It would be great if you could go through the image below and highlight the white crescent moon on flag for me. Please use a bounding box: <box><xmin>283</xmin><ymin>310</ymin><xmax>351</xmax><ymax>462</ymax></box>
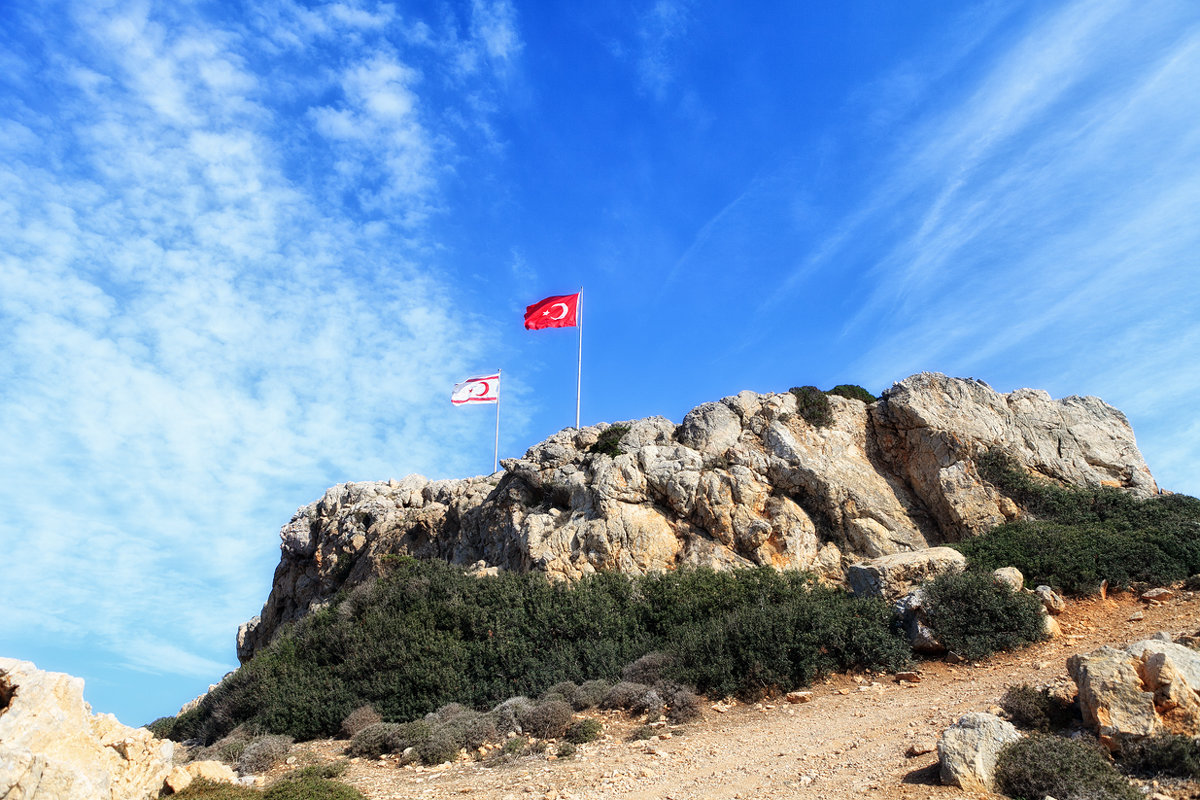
<box><xmin>548</xmin><ymin>302</ymin><xmax>568</xmax><ymax>320</ymax></box>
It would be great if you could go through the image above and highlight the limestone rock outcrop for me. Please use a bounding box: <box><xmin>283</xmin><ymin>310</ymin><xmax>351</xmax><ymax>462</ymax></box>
<box><xmin>1067</xmin><ymin>639</ymin><xmax>1200</xmax><ymax>752</ymax></box>
<box><xmin>239</xmin><ymin>373</ymin><xmax>1158</xmax><ymax>661</ymax></box>
<box><xmin>0</xmin><ymin>657</ymin><xmax>175</xmax><ymax>800</ymax></box>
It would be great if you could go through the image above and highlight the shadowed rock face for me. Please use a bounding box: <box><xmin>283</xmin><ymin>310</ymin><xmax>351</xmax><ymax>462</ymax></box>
<box><xmin>237</xmin><ymin>372</ymin><xmax>1158</xmax><ymax>662</ymax></box>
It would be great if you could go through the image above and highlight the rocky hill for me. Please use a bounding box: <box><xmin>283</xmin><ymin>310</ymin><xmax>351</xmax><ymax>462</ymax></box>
<box><xmin>237</xmin><ymin>372</ymin><xmax>1158</xmax><ymax>662</ymax></box>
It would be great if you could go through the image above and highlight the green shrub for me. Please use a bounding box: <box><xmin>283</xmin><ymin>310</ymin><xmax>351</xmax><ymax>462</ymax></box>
<box><xmin>1118</xmin><ymin>733</ymin><xmax>1200</xmax><ymax>778</ymax></box>
<box><xmin>415</xmin><ymin>728</ymin><xmax>461</xmax><ymax>765</ymax></box>
<box><xmin>500</xmin><ymin>736</ymin><xmax>530</xmax><ymax>757</ymax></box>
<box><xmin>666</xmin><ymin>579</ymin><xmax>910</xmax><ymax>699</ymax></box>
<box><xmin>600</xmin><ymin>681</ymin><xmax>650</xmax><ymax>711</ymax></box>
<box><xmin>492</xmin><ymin>696</ymin><xmax>534</xmax><ymax>734</ymax></box>
<box><xmin>628</xmin><ymin>725</ymin><xmax>655</xmax><ymax>741</ymax></box>
<box><xmin>518</xmin><ymin>700</ymin><xmax>573</xmax><ymax>739</ymax></box>
<box><xmin>430</xmin><ymin>707</ymin><xmax>497</xmax><ymax>751</ymax></box>
<box><xmin>181</xmin><ymin>563</ymin><xmax>909</xmax><ymax>742</ymax></box>
<box><xmin>961</xmin><ymin>450</ymin><xmax>1200</xmax><ymax>594</ymax></box>
<box><xmin>236</xmin><ymin>735</ymin><xmax>292</xmax><ymax>775</ymax></box>
<box><xmin>338</xmin><ymin>705</ymin><xmax>380</xmax><ymax>739</ymax></box>
<box><xmin>172</xmin><ymin>779</ymin><xmax>261</xmax><ymax>800</ymax></box>
<box><xmin>146</xmin><ymin>716</ymin><xmax>176</xmax><ymax>739</ymax></box>
<box><xmin>346</xmin><ymin>721</ymin><xmax>430</xmax><ymax>758</ymax></box>
<box><xmin>571</xmin><ymin>680</ymin><xmax>610</xmax><ymax>710</ymax></box>
<box><xmin>621</xmin><ymin>652</ymin><xmax>674</xmax><ymax>685</ymax></box>
<box><xmin>564</xmin><ymin>718</ymin><xmax>603</xmax><ymax>744</ymax></box>
<box><xmin>542</xmin><ymin>681</ymin><xmax>578</xmax><ymax>703</ymax></box>
<box><xmin>658</xmin><ymin>682</ymin><xmax>703</xmax><ymax>723</ymax></box>
<box><xmin>1000</xmin><ymin>684</ymin><xmax>1073</xmax><ymax>731</ymax></box>
<box><xmin>263</xmin><ymin>770</ymin><xmax>366</xmax><ymax>800</ymax></box>
<box><xmin>788</xmin><ymin>386</ymin><xmax>833</xmax><ymax>428</ymax></box>
<box><xmin>826</xmin><ymin>385</ymin><xmax>877</xmax><ymax>404</ymax></box>
<box><xmin>556</xmin><ymin>741</ymin><xmax>577</xmax><ymax>758</ymax></box>
<box><xmin>922</xmin><ymin>571</ymin><xmax>1046</xmax><ymax>660</ymax></box>
<box><xmin>994</xmin><ymin>733</ymin><xmax>1139</xmax><ymax>800</ymax></box>
<box><xmin>589</xmin><ymin>424</ymin><xmax>629</xmax><ymax>456</ymax></box>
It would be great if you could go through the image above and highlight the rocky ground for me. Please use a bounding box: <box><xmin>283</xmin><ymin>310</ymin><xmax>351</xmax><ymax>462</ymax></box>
<box><xmin>266</xmin><ymin>588</ymin><xmax>1200</xmax><ymax>800</ymax></box>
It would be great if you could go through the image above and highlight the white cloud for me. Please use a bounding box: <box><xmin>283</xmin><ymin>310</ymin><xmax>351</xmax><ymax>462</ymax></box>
<box><xmin>0</xmin><ymin>0</ymin><xmax>523</xmax><ymax>718</ymax></box>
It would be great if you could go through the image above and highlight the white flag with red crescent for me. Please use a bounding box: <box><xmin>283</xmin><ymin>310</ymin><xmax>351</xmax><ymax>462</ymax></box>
<box><xmin>451</xmin><ymin>373</ymin><xmax>500</xmax><ymax>405</ymax></box>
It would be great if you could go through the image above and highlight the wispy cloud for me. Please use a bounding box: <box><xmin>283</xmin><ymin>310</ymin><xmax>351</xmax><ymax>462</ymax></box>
<box><xmin>0</xmin><ymin>0</ymin><xmax>522</xmax><ymax>718</ymax></box>
<box><xmin>634</xmin><ymin>0</ymin><xmax>693</xmax><ymax>100</ymax></box>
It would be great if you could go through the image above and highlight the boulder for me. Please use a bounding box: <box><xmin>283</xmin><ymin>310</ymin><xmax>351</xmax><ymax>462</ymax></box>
<box><xmin>847</xmin><ymin>547</ymin><xmax>967</xmax><ymax>602</ymax></box>
<box><xmin>1036</xmin><ymin>585</ymin><xmax>1066</xmax><ymax>615</ymax></box>
<box><xmin>937</xmin><ymin>712</ymin><xmax>1021</xmax><ymax>792</ymax></box>
<box><xmin>237</xmin><ymin>373</ymin><xmax>1159</xmax><ymax>660</ymax></box>
<box><xmin>992</xmin><ymin>567</ymin><xmax>1024</xmax><ymax>592</ymax></box>
<box><xmin>1068</xmin><ymin>640</ymin><xmax>1200</xmax><ymax>751</ymax></box>
<box><xmin>0</xmin><ymin>657</ymin><xmax>175</xmax><ymax>800</ymax></box>
<box><xmin>894</xmin><ymin>588</ymin><xmax>944</xmax><ymax>654</ymax></box>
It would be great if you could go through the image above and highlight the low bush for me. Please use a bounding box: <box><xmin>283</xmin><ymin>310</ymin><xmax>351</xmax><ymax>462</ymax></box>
<box><xmin>571</xmin><ymin>680</ymin><xmax>610</xmax><ymax>710</ymax></box>
<box><xmin>1000</xmin><ymin>684</ymin><xmax>1073</xmax><ymax>732</ymax></box>
<box><xmin>430</xmin><ymin>707</ymin><xmax>497</xmax><ymax>751</ymax></box>
<box><xmin>415</xmin><ymin>728</ymin><xmax>461</xmax><ymax>765</ymax></box>
<box><xmin>601</xmin><ymin>681</ymin><xmax>651</xmax><ymax>711</ymax></box>
<box><xmin>172</xmin><ymin>779</ymin><xmax>261</xmax><ymax>799</ymax></box>
<box><xmin>346</xmin><ymin>721</ymin><xmax>430</xmax><ymax>758</ymax></box>
<box><xmin>628</xmin><ymin>725</ymin><xmax>655</xmax><ymax>741</ymax></box>
<box><xmin>564</xmin><ymin>718</ymin><xmax>603</xmax><ymax>744</ymax></box>
<box><xmin>630</xmin><ymin>688</ymin><xmax>665</xmax><ymax>718</ymax></box>
<box><xmin>518</xmin><ymin>700</ymin><xmax>573</xmax><ymax>739</ymax></box>
<box><xmin>236</xmin><ymin>735</ymin><xmax>292</xmax><ymax>775</ymax></box>
<box><xmin>1118</xmin><ymin>733</ymin><xmax>1200</xmax><ymax>778</ymax></box>
<box><xmin>922</xmin><ymin>572</ymin><xmax>1046</xmax><ymax>661</ymax></box>
<box><xmin>492</xmin><ymin>696</ymin><xmax>534</xmax><ymax>734</ymax></box>
<box><xmin>658</xmin><ymin>682</ymin><xmax>703</xmax><ymax>723</ymax></box>
<box><xmin>621</xmin><ymin>652</ymin><xmax>674</xmax><ymax>685</ymax></box>
<box><xmin>263</xmin><ymin>769</ymin><xmax>365</xmax><ymax>800</ymax></box>
<box><xmin>589</xmin><ymin>424</ymin><xmax>629</xmax><ymax>457</ymax></box>
<box><xmin>338</xmin><ymin>705</ymin><xmax>380</xmax><ymax>739</ymax></box>
<box><xmin>826</xmin><ymin>385</ymin><xmax>877</xmax><ymax>404</ymax></box>
<box><xmin>789</xmin><ymin>386</ymin><xmax>833</xmax><ymax>428</ymax></box>
<box><xmin>994</xmin><ymin>733</ymin><xmax>1139</xmax><ymax>800</ymax></box>
<box><xmin>556</xmin><ymin>742</ymin><xmax>577</xmax><ymax>758</ymax></box>
<box><xmin>541</xmin><ymin>681</ymin><xmax>578</xmax><ymax>704</ymax></box>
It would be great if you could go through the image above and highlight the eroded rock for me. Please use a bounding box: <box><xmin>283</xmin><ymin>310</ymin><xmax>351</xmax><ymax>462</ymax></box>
<box><xmin>0</xmin><ymin>658</ymin><xmax>176</xmax><ymax>800</ymax></box>
<box><xmin>238</xmin><ymin>373</ymin><xmax>1158</xmax><ymax>661</ymax></box>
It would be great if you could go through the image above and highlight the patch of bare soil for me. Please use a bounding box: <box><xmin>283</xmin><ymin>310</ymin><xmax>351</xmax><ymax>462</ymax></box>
<box><xmin>280</xmin><ymin>589</ymin><xmax>1200</xmax><ymax>800</ymax></box>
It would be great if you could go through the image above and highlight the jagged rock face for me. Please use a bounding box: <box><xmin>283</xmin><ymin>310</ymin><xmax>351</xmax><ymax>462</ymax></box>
<box><xmin>238</xmin><ymin>373</ymin><xmax>1158</xmax><ymax>662</ymax></box>
<box><xmin>0</xmin><ymin>658</ymin><xmax>176</xmax><ymax>800</ymax></box>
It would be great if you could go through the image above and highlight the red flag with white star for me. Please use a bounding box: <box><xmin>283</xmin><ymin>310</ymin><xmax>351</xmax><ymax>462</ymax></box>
<box><xmin>524</xmin><ymin>293</ymin><xmax>579</xmax><ymax>330</ymax></box>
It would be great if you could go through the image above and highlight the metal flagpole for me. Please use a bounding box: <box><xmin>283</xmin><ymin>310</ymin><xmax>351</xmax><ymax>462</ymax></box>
<box><xmin>494</xmin><ymin>369</ymin><xmax>501</xmax><ymax>474</ymax></box>
<box><xmin>575</xmin><ymin>288</ymin><xmax>583</xmax><ymax>428</ymax></box>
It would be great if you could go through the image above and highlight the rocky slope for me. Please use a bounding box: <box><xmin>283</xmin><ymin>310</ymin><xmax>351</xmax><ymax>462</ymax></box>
<box><xmin>238</xmin><ymin>372</ymin><xmax>1158</xmax><ymax>662</ymax></box>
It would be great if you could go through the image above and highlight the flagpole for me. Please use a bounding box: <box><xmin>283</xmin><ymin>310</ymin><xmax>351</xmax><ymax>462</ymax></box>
<box><xmin>575</xmin><ymin>288</ymin><xmax>583</xmax><ymax>429</ymax></box>
<box><xmin>494</xmin><ymin>369</ymin><xmax>501</xmax><ymax>474</ymax></box>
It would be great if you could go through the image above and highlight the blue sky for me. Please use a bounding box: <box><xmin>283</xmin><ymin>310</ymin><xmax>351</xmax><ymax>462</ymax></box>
<box><xmin>2</xmin><ymin>0</ymin><xmax>1198</xmax><ymax>727</ymax></box>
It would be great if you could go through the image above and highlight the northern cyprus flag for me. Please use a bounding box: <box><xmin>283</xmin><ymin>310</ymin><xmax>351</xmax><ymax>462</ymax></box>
<box><xmin>450</xmin><ymin>373</ymin><xmax>500</xmax><ymax>405</ymax></box>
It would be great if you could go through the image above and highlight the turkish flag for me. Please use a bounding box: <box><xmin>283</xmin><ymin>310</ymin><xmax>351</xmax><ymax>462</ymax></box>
<box><xmin>524</xmin><ymin>293</ymin><xmax>579</xmax><ymax>330</ymax></box>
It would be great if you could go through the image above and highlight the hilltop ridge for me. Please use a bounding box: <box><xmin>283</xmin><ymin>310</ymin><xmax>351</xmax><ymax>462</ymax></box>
<box><xmin>238</xmin><ymin>372</ymin><xmax>1157</xmax><ymax>662</ymax></box>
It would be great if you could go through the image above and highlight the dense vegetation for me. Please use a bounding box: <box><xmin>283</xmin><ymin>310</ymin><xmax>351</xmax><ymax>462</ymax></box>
<box><xmin>163</xmin><ymin>562</ymin><xmax>910</xmax><ymax>743</ymax></box>
<box><xmin>995</xmin><ymin>734</ymin><xmax>1140</xmax><ymax>800</ymax></box>
<box><xmin>956</xmin><ymin>450</ymin><xmax>1200</xmax><ymax>594</ymax></box>
<box><xmin>920</xmin><ymin>571</ymin><xmax>1046</xmax><ymax>660</ymax></box>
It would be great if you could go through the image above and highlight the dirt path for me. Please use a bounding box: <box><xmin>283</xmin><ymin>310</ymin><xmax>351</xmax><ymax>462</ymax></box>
<box><xmin>296</xmin><ymin>588</ymin><xmax>1200</xmax><ymax>800</ymax></box>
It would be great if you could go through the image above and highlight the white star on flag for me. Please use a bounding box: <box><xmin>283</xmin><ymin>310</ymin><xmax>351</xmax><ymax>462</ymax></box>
<box><xmin>451</xmin><ymin>373</ymin><xmax>500</xmax><ymax>405</ymax></box>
